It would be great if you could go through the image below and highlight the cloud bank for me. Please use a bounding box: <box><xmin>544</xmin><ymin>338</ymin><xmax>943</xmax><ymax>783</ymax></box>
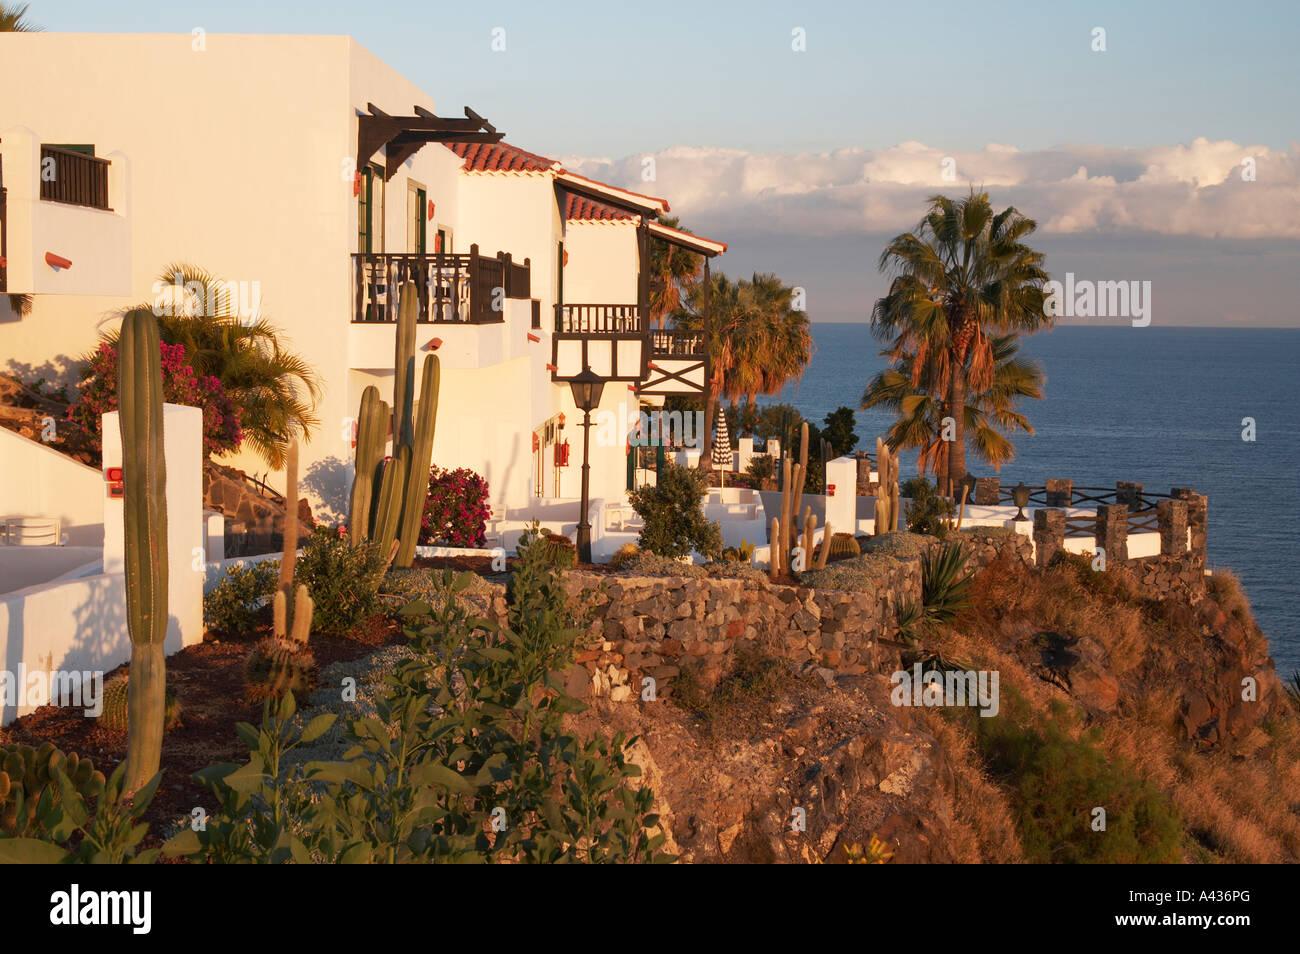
<box><xmin>560</xmin><ymin>138</ymin><xmax>1300</xmax><ymax>241</ymax></box>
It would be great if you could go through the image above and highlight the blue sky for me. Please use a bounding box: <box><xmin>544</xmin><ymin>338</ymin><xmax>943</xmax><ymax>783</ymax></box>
<box><xmin>31</xmin><ymin>0</ymin><xmax>1300</xmax><ymax>325</ymax></box>
<box><xmin>37</xmin><ymin>0</ymin><xmax>1300</xmax><ymax>155</ymax></box>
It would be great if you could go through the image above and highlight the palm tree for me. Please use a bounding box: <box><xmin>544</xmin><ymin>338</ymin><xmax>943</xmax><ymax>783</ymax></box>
<box><xmin>872</xmin><ymin>189</ymin><xmax>1050</xmax><ymax>495</ymax></box>
<box><xmin>94</xmin><ymin>263</ymin><xmax>322</xmax><ymax>469</ymax></box>
<box><xmin>2</xmin><ymin>4</ymin><xmax>38</xmax><ymax>318</ymax></box>
<box><xmin>647</xmin><ymin>216</ymin><xmax>703</xmax><ymax>329</ymax></box>
<box><xmin>677</xmin><ymin>271</ymin><xmax>813</xmax><ymax>462</ymax></box>
<box><xmin>0</xmin><ymin>2</ymin><xmax>37</xmax><ymax>30</ymax></box>
<box><xmin>861</xmin><ymin>333</ymin><xmax>1044</xmax><ymax>478</ymax></box>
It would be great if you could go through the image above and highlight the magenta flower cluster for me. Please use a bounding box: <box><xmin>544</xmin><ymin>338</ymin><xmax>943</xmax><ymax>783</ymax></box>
<box><xmin>68</xmin><ymin>341</ymin><xmax>243</xmax><ymax>457</ymax></box>
<box><xmin>418</xmin><ymin>465</ymin><xmax>492</xmax><ymax>548</ymax></box>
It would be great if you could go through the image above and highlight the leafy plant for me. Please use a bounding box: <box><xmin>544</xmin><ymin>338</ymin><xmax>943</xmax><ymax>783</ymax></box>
<box><xmin>902</xmin><ymin>476</ymin><xmax>955</xmax><ymax>537</ymax></box>
<box><xmin>822</xmin><ymin>407</ymin><xmax>860</xmax><ymax>457</ymax></box>
<box><xmin>744</xmin><ymin>454</ymin><xmax>775</xmax><ymax>485</ymax></box>
<box><xmin>720</xmin><ymin>539</ymin><xmax>755</xmax><ymax>563</ymax></box>
<box><xmin>67</xmin><ymin>339</ymin><xmax>242</xmax><ymax>458</ymax></box>
<box><xmin>203</xmin><ymin>560</ymin><xmax>279</xmax><ymax>635</ymax></box>
<box><xmin>0</xmin><ymin>762</ymin><xmax>163</xmax><ymax>865</ymax></box>
<box><xmin>630</xmin><ymin>459</ymin><xmax>722</xmax><ymax>560</ymax></box>
<box><xmin>293</xmin><ymin>527</ymin><xmax>389</xmax><ymax>635</ymax></box>
<box><xmin>975</xmin><ymin>693</ymin><xmax>1183</xmax><ymax>864</ymax></box>
<box><xmin>418</xmin><ymin>465</ymin><xmax>492</xmax><ymax>548</ymax></box>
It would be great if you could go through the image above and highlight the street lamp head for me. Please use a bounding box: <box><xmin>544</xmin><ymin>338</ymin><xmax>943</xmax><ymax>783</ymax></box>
<box><xmin>569</xmin><ymin>368</ymin><xmax>605</xmax><ymax>413</ymax></box>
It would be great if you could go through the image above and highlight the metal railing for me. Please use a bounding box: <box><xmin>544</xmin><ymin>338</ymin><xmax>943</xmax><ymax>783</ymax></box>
<box><xmin>352</xmin><ymin>246</ymin><xmax>529</xmax><ymax>324</ymax></box>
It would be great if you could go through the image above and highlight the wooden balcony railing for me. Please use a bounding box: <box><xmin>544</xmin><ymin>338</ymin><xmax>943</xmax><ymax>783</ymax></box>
<box><xmin>352</xmin><ymin>246</ymin><xmax>530</xmax><ymax>324</ymax></box>
<box><xmin>556</xmin><ymin>303</ymin><xmax>642</xmax><ymax>334</ymax></box>
<box><xmin>649</xmin><ymin>328</ymin><xmax>705</xmax><ymax>357</ymax></box>
<box><xmin>39</xmin><ymin>146</ymin><xmax>111</xmax><ymax>211</ymax></box>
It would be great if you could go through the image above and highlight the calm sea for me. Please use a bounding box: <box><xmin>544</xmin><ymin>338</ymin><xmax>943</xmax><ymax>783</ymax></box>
<box><xmin>764</xmin><ymin>324</ymin><xmax>1300</xmax><ymax>674</ymax></box>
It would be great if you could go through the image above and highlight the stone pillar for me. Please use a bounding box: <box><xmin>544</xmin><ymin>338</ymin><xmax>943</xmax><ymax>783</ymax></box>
<box><xmin>974</xmin><ymin>477</ymin><xmax>1000</xmax><ymax>506</ymax></box>
<box><xmin>1045</xmin><ymin>478</ymin><xmax>1073</xmax><ymax>507</ymax></box>
<box><xmin>1157</xmin><ymin>498</ymin><xmax>1188</xmax><ymax>557</ymax></box>
<box><xmin>855</xmin><ymin>452</ymin><xmax>874</xmax><ymax>496</ymax></box>
<box><xmin>1171</xmin><ymin>488</ymin><xmax>1208</xmax><ymax>564</ymax></box>
<box><xmin>1033</xmin><ymin>509</ymin><xmax>1066</xmax><ymax>568</ymax></box>
<box><xmin>1116</xmin><ymin>481</ymin><xmax>1143</xmax><ymax>508</ymax></box>
<box><xmin>1095</xmin><ymin>504</ymin><xmax>1129</xmax><ymax>562</ymax></box>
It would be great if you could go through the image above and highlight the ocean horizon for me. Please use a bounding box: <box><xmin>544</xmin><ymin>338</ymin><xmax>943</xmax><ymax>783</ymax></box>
<box><xmin>762</xmin><ymin>323</ymin><xmax>1300</xmax><ymax>674</ymax></box>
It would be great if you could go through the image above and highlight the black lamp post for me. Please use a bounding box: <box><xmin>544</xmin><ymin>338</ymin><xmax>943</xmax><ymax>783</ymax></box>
<box><xmin>569</xmin><ymin>367</ymin><xmax>605</xmax><ymax>564</ymax></box>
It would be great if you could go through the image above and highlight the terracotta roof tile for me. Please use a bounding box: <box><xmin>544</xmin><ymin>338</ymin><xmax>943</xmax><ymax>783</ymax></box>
<box><xmin>565</xmin><ymin>194</ymin><xmax>635</xmax><ymax>221</ymax></box>
<box><xmin>447</xmin><ymin>141</ymin><xmax>559</xmax><ymax>173</ymax></box>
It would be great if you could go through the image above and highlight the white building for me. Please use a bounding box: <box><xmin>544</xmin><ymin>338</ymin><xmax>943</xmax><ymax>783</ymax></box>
<box><xmin>0</xmin><ymin>32</ymin><xmax>725</xmax><ymax>556</ymax></box>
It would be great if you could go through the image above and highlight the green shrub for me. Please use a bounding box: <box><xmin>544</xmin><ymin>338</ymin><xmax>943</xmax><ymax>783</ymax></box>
<box><xmin>902</xmin><ymin>476</ymin><xmax>954</xmax><ymax>537</ymax></box>
<box><xmin>975</xmin><ymin>692</ymin><xmax>1183</xmax><ymax>863</ymax></box>
<box><xmin>629</xmin><ymin>460</ymin><xmax>722</xmax><ymax>560</ymax></box>
<box><xmin>745</xmin><ymin>455</ymin><xmax>775</xmax><ymax>485</ymax></box>
<box><xmin>203</xmin><ymin>560</ymin><xmax>279</xmax><ymax>635</ymax></box>
<box><xmin>293</xmin><ymin>528</ymin><xmax>389</xmax><ymax>635</ymax></box>
<box><xmin>166</xmin><ymin>543</ymin><xmax>671</xmax><ymax>863</ymax></box>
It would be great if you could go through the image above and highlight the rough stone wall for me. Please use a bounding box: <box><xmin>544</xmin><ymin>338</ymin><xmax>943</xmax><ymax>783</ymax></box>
<box><xmin>1126</xmin><ymin>553</ymin><xmax>1207</xmax><ymax>603</ymax></box>
<box><xmin>557</xmin><ymin>561</ymin><xmax>923</xmax><ymax>701</ymax></box>
<box><xmin>205</xmin><ymin>462</ymin><xmax>314</xmax><ymax>556</ymax></box>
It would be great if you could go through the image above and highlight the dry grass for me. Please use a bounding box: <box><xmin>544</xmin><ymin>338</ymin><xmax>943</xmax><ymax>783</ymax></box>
<box><xmin>916</xmin><ymin>552</ymin><xmax>1300</xmax><ymax>863</ymax></box>
<box><xmin>917</xmin><ymin>707</ymin><xmax>1025</xmax><ymax>863</ymax></box>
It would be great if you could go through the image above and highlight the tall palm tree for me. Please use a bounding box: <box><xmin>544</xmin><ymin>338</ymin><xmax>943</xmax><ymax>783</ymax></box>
<box><xmin>677</xmin><ymin>271</ymin><xmax>813</xmax><ymax>462</ymax></box>
<box><xmin>872</xmin><ymin>189</ymin><xmax>1050</xmax><ymax>495</ymax></box>
<box><xmin>647</xmin><ymin>216</ymin><xmax>703</xmax><ymax>329</ymax></box>
<box><xmin>2</xmin><ymin>4</ymin><xmax>39</xmax><ymax>318</ymax></box>
<box><xmin>94</xmin><ymin>263</ymin><xmax>322</xmax><ymax>469</ymax></box>
<box><xmin>861</xmin><ymin>333</ymin><xmax>1044</xmax><ymax>477</ymax></box>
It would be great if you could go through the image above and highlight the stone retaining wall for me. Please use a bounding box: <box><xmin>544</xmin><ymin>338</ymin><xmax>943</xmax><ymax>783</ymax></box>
<box><xmin>554</xmin><ymin>530</ymin><xmax>1028</xmax><ymax>701</ymax></box>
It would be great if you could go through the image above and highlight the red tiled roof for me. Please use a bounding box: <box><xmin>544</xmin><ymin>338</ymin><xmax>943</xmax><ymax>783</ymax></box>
<box><xmin>558</xmin><ymin>172</ymin><xmax>669</xmax><ymax>213</ymax></box>
<box><xmin>447</xmin><ymin>141</ymin><xmax>559</xmax><ymax>173</ymax></box>
<box><xmin>566</xmin><ymin>194</ymin><xmax>635</xmax><ymax>221</ymax></box>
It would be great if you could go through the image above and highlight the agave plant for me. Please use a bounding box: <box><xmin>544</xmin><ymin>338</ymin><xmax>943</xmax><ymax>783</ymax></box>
<box><xmin>896</xmin><ymin>541</ymin><xmax>978</xmax><ymax>671</ymax></box>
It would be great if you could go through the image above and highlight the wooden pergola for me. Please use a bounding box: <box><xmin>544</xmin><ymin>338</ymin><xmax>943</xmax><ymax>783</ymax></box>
<box><xmin>357</xmin><ymin>104</ymin><xmax>503</xmax><ymax>181</ymax></box>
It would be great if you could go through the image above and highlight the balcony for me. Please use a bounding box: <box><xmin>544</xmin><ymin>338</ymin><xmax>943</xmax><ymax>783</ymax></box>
<box><xmin>352</xmin><ymin>246</ymin><xmax>530</xmax><ymax>325</ymax></box>
<box><xmin>39</xmin><ymin>146</ymin><xmax>112</xmax><ymax>211</ymax></box>
<box><xmin>550</xmin><ymin>304</ymin><xmax>708</xmax><ymax>395</ymax></box>
<box><xmin>0</xmin><ymin>130</ymin><xmax>131</xmax><ymax>297</ymax></box>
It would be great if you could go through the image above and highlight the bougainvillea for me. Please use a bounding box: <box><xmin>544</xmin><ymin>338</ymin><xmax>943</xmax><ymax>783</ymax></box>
<box><xmin>418</xmin><ymin>465</ymin><xmax>492</xmax><ymax>548</ymax></box>
<box><xmin>67</xmin><ymin>341</ymin><xmax>243</xmax><ymax>457</ymax></box>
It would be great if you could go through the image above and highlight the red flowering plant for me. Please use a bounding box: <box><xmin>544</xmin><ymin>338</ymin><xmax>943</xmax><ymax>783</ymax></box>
<box><xmin>418</xmin><ymin>465</ymin><xmax>492</xmax><ymax>548</ymax></box>
<box><xmin>67</xmin><ymin>341</ymin><xmax>243</xmax><ymax>458</ymax></box>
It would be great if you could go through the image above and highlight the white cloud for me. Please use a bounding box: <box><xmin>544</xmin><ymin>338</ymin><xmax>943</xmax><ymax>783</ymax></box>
<box><xmin>560</xmin><ymin>137</ymin><xmax>1300</xmax><ymax>240</ymax></box>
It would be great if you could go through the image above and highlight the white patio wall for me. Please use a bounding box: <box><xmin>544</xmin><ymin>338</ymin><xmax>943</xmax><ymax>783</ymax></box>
<box><xmin>0</xmin><ymin>404</ymin><xmax>205</xmax><ymax>725</ymax></box>
<box><xmin>0</xmin><ymin>426</ymin><xmax>105</xmax><ymax>546</ymax></box>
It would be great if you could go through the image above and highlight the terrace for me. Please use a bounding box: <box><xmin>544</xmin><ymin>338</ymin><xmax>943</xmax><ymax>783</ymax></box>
<box><xmin>351</xmin><ymin>246</ymin><xmax>532</xmax><ymax>325</ymax></box>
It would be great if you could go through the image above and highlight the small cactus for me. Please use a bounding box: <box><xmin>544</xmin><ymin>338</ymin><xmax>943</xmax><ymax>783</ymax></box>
<box><xmin>0</xmin><ymin>742</ymin><xmax>106</xmax><ymax>836</ymax></box>
<box><xmin>828</xmin><ymin>532</ymin><xmax>861</xmax><ymax>561</ymax></box>
<box><xmin>245</xmin><ymin>637</ymin><xmax>317</xmax><ymax>704</ymax></box>
<box><xmin>96</xmin><ymin>678</ymin><xmax>182</xmax><ymax>734</ymax></box>
<box><xmin>539</xmin><ymin>531</ymin><xmax>577</xmax><ymax>570</ymax></box>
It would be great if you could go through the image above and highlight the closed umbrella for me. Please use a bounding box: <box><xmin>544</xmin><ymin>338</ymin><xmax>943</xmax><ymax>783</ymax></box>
<box><xmin>712</xmin><ymin>405</ymin><xmax>732</xmax><ymax>487</ymax></box>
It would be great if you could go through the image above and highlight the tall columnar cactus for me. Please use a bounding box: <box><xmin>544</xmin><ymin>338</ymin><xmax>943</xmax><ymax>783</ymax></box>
<box><xmin>373</xmin><ymin>444</ymin><xmax>411</xmax><ymax>561</ymax></box>
<box><xmin>395</xmin><ymin>352</ymin><xmax>440</xmax><ymax>567</ymax></box>
<box><xmin>345</xmin><ymin>281</ymin><xmax>440</xmax><ymax>567</ymax></box>
<box><xmin>873</xmin><ymin>437</ymin><xmax>899</xmax><ymax>536</ymax></box>
<box><xmin>279</xmin><ymin>439</ymin><xmax>300</xmax><ymax>623</ymax></box>
<box><xmin>348</xmin><ymin>386</ymin><xmax>389</xmax><ymax>546</ymax></box>
<box><xmin>118</xmin><ymin>307</ymin><xmax>169</xmax><ymax>793</ymax></box>
<box><xmin>272</xmin><ymin>584</ymin><xmax>313</xmax><ymax>646</ymax></box>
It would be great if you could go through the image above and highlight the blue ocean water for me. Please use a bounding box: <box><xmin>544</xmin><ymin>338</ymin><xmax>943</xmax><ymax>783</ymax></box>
<box><xmin>764</xmin><ymin>324</ymin><xmax>1300</xmax><ymax>674</ymax></box>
